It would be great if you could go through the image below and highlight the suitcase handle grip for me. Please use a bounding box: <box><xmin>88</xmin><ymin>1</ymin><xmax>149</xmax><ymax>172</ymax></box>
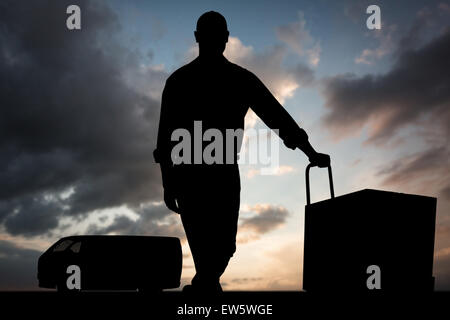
<box><xmin>305</xmin><ymin>163</ymin><xmax>335</xmax><ymax>205</ymax></box>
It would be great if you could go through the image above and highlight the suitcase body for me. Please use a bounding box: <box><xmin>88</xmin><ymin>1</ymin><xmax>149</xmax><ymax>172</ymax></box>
<box><xmin>303</xmin><ymin>165</ymin><xmax>436</xmax><ymax>292</ymax></box>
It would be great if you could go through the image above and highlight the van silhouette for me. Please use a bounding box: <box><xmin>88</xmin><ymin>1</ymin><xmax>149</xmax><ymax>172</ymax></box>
<box><xmin>37</xmin><ymin>235</ymin><xmax>182</xmax><ymax>292</ymax></box>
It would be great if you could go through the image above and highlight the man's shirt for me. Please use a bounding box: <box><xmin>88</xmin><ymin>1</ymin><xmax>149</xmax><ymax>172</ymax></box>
<box><xmin>155</xmin><ymin>55</ymin><xmax>307</xmax><ymax>167</ymax></box>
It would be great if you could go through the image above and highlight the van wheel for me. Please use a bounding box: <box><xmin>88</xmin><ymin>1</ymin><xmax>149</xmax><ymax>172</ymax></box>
<box><xmin>56</xmin><ymin>281</ymin><xmax>69</xmax><ymax>293</ymax></box>
<box><xmin>57</xmin><ymin>278</ymin><xmax>80</xmax><ymax>293</ymax></box>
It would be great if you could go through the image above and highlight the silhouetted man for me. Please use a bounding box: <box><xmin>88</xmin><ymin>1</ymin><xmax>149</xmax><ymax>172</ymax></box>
<box><xmin>154</xmin><ymin>11</ymin><xmax>330</xmax><ymax>293</ymax></box>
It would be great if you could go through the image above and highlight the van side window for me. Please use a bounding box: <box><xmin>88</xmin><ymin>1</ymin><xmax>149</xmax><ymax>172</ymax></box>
<box><xmin>70</xmin><ymin>241</ymin><xmax>82</xmax><ymax>253</ymax></box>
<box><xmin>53</xmin><ymin>240</ymin><xmax>74</xmax><ymax>252</ymax></box>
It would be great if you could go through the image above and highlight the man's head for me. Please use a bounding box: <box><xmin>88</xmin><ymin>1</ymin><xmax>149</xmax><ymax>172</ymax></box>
<box><xmin>194</xmin><ymin>11</ymin><xmax>229</xmax><ymax>56</ymax></box>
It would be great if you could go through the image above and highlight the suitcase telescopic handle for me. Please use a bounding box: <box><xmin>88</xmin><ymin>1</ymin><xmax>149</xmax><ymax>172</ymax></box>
<box><xmin>305</xmin><ymin>163</ymin><xmax>335</xmax><ymax>205</ymax></box>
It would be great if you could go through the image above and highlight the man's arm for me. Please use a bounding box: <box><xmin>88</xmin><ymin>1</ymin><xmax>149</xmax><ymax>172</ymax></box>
<box><xmin>154</xmin><ymin>78</ymin><xmax>179</xmax><ymax>212</ymax></box>
<box><xmin>154</xmin><ymin>79</ymin><xmax>173</xmax><ymax>183</ymax></box>
<box><xmin>247</xmin><ymin>72</ymin><xmax>330</xmax><ymax>167</ymax></box>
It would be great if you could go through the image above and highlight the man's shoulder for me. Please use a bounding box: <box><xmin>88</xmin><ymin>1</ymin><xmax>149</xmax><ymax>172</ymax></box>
<box><xmin>225</xmin><ymin>60</ymin><xmax>254</xmax><ymax>77</ymax></box>
<box><xmin>166</xmin><ymin>61</ymin><xmax>196</xmax><ymax>83</ymax></box>
<box><xmin>227</xmin><ymin>62</ymin><xmax>261</xmax><ymax>87</ymax></box>
<box><xmin>168</xmin><ymin>58</ymin><xmax>255</xmax><ymax>79</ymax></box>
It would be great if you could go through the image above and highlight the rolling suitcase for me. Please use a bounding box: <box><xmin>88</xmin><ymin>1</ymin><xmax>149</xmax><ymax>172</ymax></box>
<box><xmin>302</xmin><ymin>163</ymin><xmax>436</xmax><ymax>292</ymax></box>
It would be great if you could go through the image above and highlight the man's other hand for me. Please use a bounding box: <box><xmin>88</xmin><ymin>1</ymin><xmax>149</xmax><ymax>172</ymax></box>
<box><xmin>164</xmin><ymin>188</ymin><xmax>179</xmax><ymax>213</ymax></box>
<box><xmin>308</xmin><ymin>152</ymin><xmax>331</xmax><ymax>168</ymax></box>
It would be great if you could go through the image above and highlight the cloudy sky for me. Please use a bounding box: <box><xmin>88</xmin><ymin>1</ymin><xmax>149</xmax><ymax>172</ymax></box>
<box><xmin>1</xmin><ymin>0</ymin><xmax>449</xmax><ymax>291</ymax></box>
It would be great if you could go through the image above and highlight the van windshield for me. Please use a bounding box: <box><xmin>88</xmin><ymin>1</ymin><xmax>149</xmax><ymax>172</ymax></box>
<box><xmin>53</xmin><ymin>239</ymin><xmax>74</xmax><ymax>252</ymax></box>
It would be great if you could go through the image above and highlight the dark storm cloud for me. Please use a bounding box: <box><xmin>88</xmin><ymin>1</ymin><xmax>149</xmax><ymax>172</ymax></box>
<box><xmin>321</xmin><ymin>28</ymin><xmax>450</xmax><ymax>198</ymax></box>
<box><xmin>3</xmin><ymin>193</ymin><xmax>64</xmax><ymax>236</ymax></box>
<box><xmin>0</xmin><ymin>1</ymin><xmax>168</xmax><ymax>236</ymax></box>
<box><xmin>377</xmin><ymin>147</ymin><xmax>449</xmax><ymax>185</ymax></box>
<box><xmin>293</xmin><ymin>63</ymin><xmax>315</xmax><ymax>86</ymax></box>
<box><xmin>240</xmin><ymin>205</ymin><xmax>289</xmax><ymax>235</ymax></box>
<box><xmin>0</xmin><ymin>240</ymin><xmax>41</xmax><ymax>290</ymax></box>
<box><xmin>322</xmin><ymin>30</ymin><xmax>450</xmax><ymax>144</ymax></box>
<box><xmin>87</xmin><ymin>202</ymin><xmax>185</xmax><ymax>239</ymax></box>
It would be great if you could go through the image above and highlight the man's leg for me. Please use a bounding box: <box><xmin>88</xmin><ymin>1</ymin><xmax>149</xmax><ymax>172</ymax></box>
<box><xmin>179</xmin><ymin>189</ymin><xmax>240</xmax><ymax>292</ymax></box>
